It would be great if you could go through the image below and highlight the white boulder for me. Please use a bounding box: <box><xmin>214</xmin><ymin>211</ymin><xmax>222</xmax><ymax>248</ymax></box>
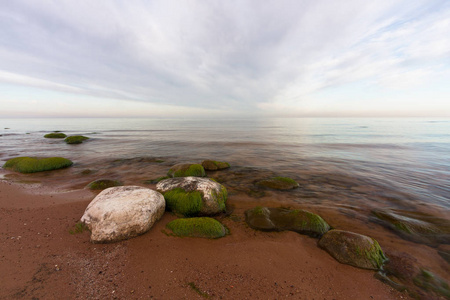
<box><xmin>81</xmin><ymin>186</ymin><xmax>165</xmax><ymax>243</ymax></box>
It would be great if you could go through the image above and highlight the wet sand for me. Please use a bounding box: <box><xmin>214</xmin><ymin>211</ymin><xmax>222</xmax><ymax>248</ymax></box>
<box><xmin>0</xmin><ymin>180</ymin><xmax>411</xmax><ymax>299</ymax></box>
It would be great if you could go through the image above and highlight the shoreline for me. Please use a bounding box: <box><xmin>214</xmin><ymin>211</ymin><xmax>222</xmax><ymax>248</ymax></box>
<box><xmin>0</xmin><ymin>180</ymin><xmax>410</xmax><ymax>299</ymax></box>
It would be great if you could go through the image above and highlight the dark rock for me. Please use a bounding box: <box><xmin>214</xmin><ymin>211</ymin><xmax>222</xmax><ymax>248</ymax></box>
<box><xmin>318</xmin><ymin>229</ymin><xmax>387</xmax><ymax>270</ymax></box>
<box><xmin>245</xmin><ymin>207</ymin><xmax>330</xmax><ymax>237</ymax></box>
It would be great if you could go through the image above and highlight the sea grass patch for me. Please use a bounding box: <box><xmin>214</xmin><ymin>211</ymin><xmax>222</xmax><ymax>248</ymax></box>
<box><xmin>256</xmin><ymin>176</ymin><xmax>299</xmax><ymax>190</ymax></box>
<box><xmin>44</xmin><ymin>132</ymin><xmax>67</xmax><ymax>138</ymax></box>
<box><xmin>65</xmin><ymin>135</ymin><xmax>89</xmax><ymax>144</ymax></box>
<box><xmin>87</xmin><ymin>179</ymin><xmax>122</xmax><ymax>190</ymax></box>
<box><xmin>3</xmin><ymin>157</ymin><xmax>73</xmax><ymax>173</ymax></box>
<box><xmin>166</xmin><ymin>217</ymin><xmax>228</xmax><ymax>239</ymax></box>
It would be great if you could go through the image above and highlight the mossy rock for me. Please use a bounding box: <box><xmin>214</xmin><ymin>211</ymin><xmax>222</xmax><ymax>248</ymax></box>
<box><xmin>163</xmin><ymin>188</ymin><xmax>204</xmax><ymax>217</ymax></box>
<box><xmin>143</xmin><ymin>176</ymin><xmax>169</xmax><ymax>184</ymax></box>
<box><xmin>167</xmin><ymin>163</ymin><xmax>206</xmax><ymax>178</ymax></box>
<box><xmin>166</xmin><ymin>217</ymin><xmax>228</xmax><ymax>238</ymax></box>
<box><xmin>318</xmin><ymin>229</ymin><xmax>387</xmax><ymax>270</ymax></box>
<box><xmin>44</xmin><ymin>133</ymin><xmax>67</xmax><ymax>138</ymax></box>
<box><xmin>3</xmin><ymin>157</ymin><xmax>73</xmax><ymax>173</ymax></box>
<box><xmin>256</xmin><ymin>176</ymin><xmax>299</xmax><ymax>190</ymax></box>
<box><xmin>157</xmin><ymin>177</ymin><xmax>227</xmax><ymax>216</ymax></box>
<box><xmin>413</xmin><ymin>269</ymin><xmax>450</xmax><ymax>298</ymax></box>
<box><xmin>202</xmin><ymin>160</ymin><xmax>231</xmax><ymax>171</ymax></box>
<box><xmin>372</xmin><ymin>209</ymin><xmax>450</xmax><ymax>246</ymax></box>
<box><xmin>245</xmin><ymin>207</ymin><xmax>330</xmax><ymax>237</ymax></box>
<box><xmin>65</xmin><ymin>135</ymin><xmax>89</xmax><ymax>144</ymax></box>
<box><xmin>87</xmin><ymin>179</ymin><xmax>122</xmax><ymax>190</ymax></box>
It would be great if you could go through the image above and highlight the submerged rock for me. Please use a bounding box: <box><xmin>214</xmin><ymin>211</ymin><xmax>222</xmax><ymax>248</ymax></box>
<box><xmin>87</xmin><ymin>179</ymin><xmax>122</xmax><ymax>190</ymax></box>
<box><xmin>3</xmin><ymin>157</ymin><xmax>73</xmax><ymax>173</ymax></box>
<box><xmin>81</xmin><ymin>186</ymin><xmax>165</xmax><ymax>243</ymax></box>
<box><xmin>256</xmin><ymin>176</ymin><xmax>299</xmax><ymax>190</ymax></box>
<box><xmin>318</xmin><ymin>229</ymin><xmax>387</xmax><ymax>270</ymax></box>
<box><xmin>166</xmin><ymin>217</ymin><xmax>228</xmax><ymax>239</ymax></box>
<box><xmin>65</xmin><ymin>135</ymin><xmax>89</xmax><ymax>144</ymax></box>
<box><xmin>201</xmin><ymin>160</ymin><xmax>230</xmax><ymax>171</ymax></box>
<box><xmin>167</xmin><ymin>163</ymin><xmax>206</xmax><ymax>178</ymax></box>
<box><xmin>372</xmin><ymin>209</ymin><xmax>450</xmax><ymax>246</ymax></box>
<box><xmin>245</xmin><ymin>207</ymin><xmax>330</xmax><ymax>237</ymax></box>
<box><xmin>413</xmin><ymin>269</ymin><xmax>450</xmax><ymax>299</ymax></box>
<box><xmin>156</xmin><ymin>177</ymin><xmax>227</xmax><ymax>216</ymax></box>
<box><xmin>44</xmin><ymin>132</ymin><xmax>67</xmax><ymax>138</ymax></box>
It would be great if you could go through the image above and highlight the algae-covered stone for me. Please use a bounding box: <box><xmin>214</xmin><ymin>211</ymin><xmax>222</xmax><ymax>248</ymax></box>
<box><xmin>413</xmin><ymin>269</ymin><xmax>450</xmax><ymax>298</ymax></box>
<box><xmin>318</xmin><ymin>229</ymin><xmax>387</xmax><ymax>270</ymax></box>
<box><xmin>88</xmin><ymin>179</ymin><xmax>122</xmax><ymax>190</ymax></box>
<box><xmin>81</xmin><ymin>186</ymin><xmax>165</xmax><ymax>243</ymax></box>
<box><xmin>144</xmin><ymin>176</ymin><xmax>169</xmax><ymax>184</ymax></box>
<box><xmin>3</xmin><ymin>157</ymin><xmax>73</xmax><ymax>173</ymax></box>
<box><xmin>245</xmin><ymin>207</ymin><xmax>330</xmax><ymax>237</ymax></box>
<box><xmin>201</xmin><ymin>160</ymin><xmax>230</xmax><ymax>171</ymax></box>
<box><xmin>167</xmin><ymin>163</ymin><xmax>206</xmax><ymax>178</ymax></box>
<box><xmin>156</xmin><ymin>177</ymin><xmax>227</xmax><ymax>216</ymax></box>
<box><xmin>256</xmin><ymin>177</ymin><xmax>299</xmax><ymax>190</ymax></box>
<box><xmin>166</xmin><ymin>217</ymin><xmax>228</xmax><ymax>239</ymax></box>
<box><xmin>44</xmin><ymin>133</ymin><xmax>67</xmax><ymax>138</ymax></box>
<box><xmin>65</xmin><ymin>135</ymin><xmax>89</xmax><ymax>144</ymax></box>
<box><xmin>372</xmin><ymin>209</ymin><xmax>450</xmax><ymax>246</ymax></box>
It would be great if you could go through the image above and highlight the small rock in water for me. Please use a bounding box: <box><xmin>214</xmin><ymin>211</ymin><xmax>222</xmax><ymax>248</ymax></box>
<box><xmin>201</xmin><ymin>160</ymin><xmax>230</xmax><ymax>171</ymax></box>
<box><xmin>371</xmin><ymin>208</ymin><xmax>450</xmax><ymax>246</ymax></box>
<box><xmin>256</xmin><ymin>177</ymin><xmax>299</xmax><ymax>190</ymax></box>
<box><xmin>245</xmin><ymin>207</ymin><xmax>330</xmax><ymax>237</ymax></box>
<box><xmin>167</xmin><ymin>163</ymin><xmax>206</xmax><ymax>178</ymax></box>
<box><xmin>87</xmin><ymin>179</ymin><xmax>122</xmax><ymax>190</ymax></box>
<box><xmin>318</xmin><ymin>229</ymin><xmax>387</xmax><ymax>270</ymax></box>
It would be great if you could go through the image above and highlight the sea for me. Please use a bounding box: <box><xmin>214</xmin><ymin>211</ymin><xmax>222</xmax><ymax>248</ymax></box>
<box><xmin>0</xmin><ymin>117</ymin><xmax>449</xmax><ymax>220</ymax></box>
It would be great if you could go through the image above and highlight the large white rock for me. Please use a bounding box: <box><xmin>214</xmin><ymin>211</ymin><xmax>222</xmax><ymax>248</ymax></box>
<box><xmin>81</xmin><ymin>186</ymin><xmax>165</xmax><ymax>243</ymax></box>
<box><xmin>156</xmin><ymin>177</ymin><xmax>227</xmax><ymax>215</ymax></box>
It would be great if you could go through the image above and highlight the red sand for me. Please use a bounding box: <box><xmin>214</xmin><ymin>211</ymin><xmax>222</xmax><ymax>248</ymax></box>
<box><xmin>0</xmin><ymin>181</ymin><xmax>410</xmax><ymax>299</ymax></box>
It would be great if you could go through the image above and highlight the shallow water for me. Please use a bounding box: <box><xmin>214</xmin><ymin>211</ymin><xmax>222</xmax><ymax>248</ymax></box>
<box><xmin>1</xmin><ymin>118</ymin><xmax>449</xmax><ymax>213</ymax></box>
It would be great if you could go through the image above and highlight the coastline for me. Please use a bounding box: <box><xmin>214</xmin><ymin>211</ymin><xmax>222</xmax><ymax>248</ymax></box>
<box><xmin>0</xmin><ymin>180</ymin><xmax>409</xmax><ymax>299</ymax></box>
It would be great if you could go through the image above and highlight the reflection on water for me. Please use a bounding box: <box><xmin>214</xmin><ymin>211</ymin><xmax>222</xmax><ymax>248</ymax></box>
<box><xmin>0</xmin><ymin>118</ymin><xmax>449</xmax><ymax>215</ymax></box>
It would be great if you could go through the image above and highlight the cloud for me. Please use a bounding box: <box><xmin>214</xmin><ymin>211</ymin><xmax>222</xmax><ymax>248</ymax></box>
<box><xmin>0</xmin><ymin>0</ymin><xmax>449</xmax><ymax>117</ymax></box>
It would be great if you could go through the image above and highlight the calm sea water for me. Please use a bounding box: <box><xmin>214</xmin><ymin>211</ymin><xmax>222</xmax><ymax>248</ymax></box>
<box><xmin>1</xmin><ymin>118</ymin><xmax>449</xmax><ymax>215</ymax></box>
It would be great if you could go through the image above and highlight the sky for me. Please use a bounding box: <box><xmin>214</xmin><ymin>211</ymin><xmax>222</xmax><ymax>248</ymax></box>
<box><xmin>0</xmin><ymin>0</ymin><xmax>449</xmax><ymax>118</ymax></box>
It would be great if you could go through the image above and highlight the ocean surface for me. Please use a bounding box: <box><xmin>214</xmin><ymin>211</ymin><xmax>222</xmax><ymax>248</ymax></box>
<box><xmin>1</xmin><ymin>118</ymin><xmax>449</xmax><ymax>218</ymax></box>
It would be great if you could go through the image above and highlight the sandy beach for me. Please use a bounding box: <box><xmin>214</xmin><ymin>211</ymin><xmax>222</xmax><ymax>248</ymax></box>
<box><xmin>0</xmin><ymin>180</ymin><xmax>411</xmax><ymax>299</ymax></box>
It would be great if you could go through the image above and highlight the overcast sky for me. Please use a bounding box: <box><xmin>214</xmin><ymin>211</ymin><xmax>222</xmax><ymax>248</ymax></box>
<box><xmin>1</xmin><ymin>0</ymin><xmax>449</xmax><ymax>118</ymax></box>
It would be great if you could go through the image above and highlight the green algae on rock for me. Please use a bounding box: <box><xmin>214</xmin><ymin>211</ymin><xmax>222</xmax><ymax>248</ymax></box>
<box><xmin>201</xmin><ymin>160</ymin><xmax>231</xmax><ymax>171</ymax></box>
<box><xmin>87</xmin><ymin>179</ymin><xmax>122</xmax><ymax>190</ymax></box>
<box><xmin>166</xmin><ymin>217</ymin><xmax>228</xmax><ymax>238</ymax></box>
<box><xmin>65</xmin><ymin>135</ymin><xmax>89</xmax><ymax>144</ymax></box>
<box><xmin>167</xmin><ymin>163</ymin><xmax>206</xmax><ymax>178</ymax></box>
<box><xmin>371</xmin><ymin>208</ymin><xmax>450</xmax><ymax>246</ymax></box>
<box><xmin>413</xmin><ymin>269</ymin><xmax>450</xmax><ymax>299</ymax></box>
<box><xmin>245</xmin><ymin>207</ymin><xmax>330</xmax><ymax>237</ymax></box>
<box><xmin>163</xmin><ymin>188</ymin><xmax>203</xmax><ymax>217</ymax></box>
<box><xmin>256</xmin><ymin>176</ymin><xmax>299</xmax><ymax>190</ymax></box>
<box><xmin>318</xmin><ymin>229</ymin><xmax>387</xmax><ymax>270</ymax></box>
<box><xmin>156</xmin><ymin>177</ymin><xmax>227</xmax><ymax>216</ymax></box>
<box><xmin>3</xmin><ymin>157</ymin><xmax>73</xmax><ymax>173</ymax></box>
<box><xmin>44</xmin><ymin>132</ymin><xmax>67</xmax><ymax>138</ymax></box>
